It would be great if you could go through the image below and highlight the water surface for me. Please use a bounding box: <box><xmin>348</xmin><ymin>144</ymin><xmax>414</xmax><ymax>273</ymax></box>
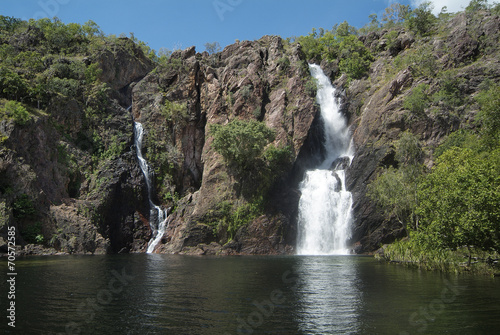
<box><xmin>1</xmin><ymin>254</ymin><xmax>499</xmax><ymax>334</ymax></box>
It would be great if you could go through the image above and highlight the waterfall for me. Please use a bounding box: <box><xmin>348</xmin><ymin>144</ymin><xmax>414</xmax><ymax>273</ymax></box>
<box><xmin>296</xmin><ymin>64</ymin><xmax>353</xmax><ymax>255</ymax></box>
<box><xmin>133</xmin><ymin>122</ymin><xmax>169</xmax><ymax>253</ymax></box>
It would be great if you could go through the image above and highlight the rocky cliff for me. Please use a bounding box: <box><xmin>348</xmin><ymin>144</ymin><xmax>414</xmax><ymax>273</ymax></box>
<box><xmin>131</xmin><ymin>37</ymin><xmax>320</xmax><ymax>254</ymax></box>
<box><xmin>341</xmin><ymin>10</ymin><xmax>500</xmax><ymax>252</ymax></box>
<box><xmin>1</xmin><ymin>8</ymin><xmax>499</xmax><ymax>255</ymax></box>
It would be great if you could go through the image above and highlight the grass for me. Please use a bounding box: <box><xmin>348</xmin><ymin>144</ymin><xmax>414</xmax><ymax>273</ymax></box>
<box><xmin>376</xmin><ymin>238</ymin><xmax>500</xmax><ymax>276</ymax></box>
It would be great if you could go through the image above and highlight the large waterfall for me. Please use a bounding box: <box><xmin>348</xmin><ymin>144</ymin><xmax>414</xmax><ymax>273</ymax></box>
<box><xmin>297</xmin><ymin>64</ymin><xmax>353</xmax><ymax>255</ymax></box>
<box><xmin>134</xmin><ymin>122</ymin><xmax>169</xmax><ymax>253</ymax></box>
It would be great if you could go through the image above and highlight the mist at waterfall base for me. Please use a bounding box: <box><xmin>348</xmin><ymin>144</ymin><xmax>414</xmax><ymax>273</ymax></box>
<box><xmin>134</xmin><ymin>122</ymin><xmax>168</xmax><ymax>253</ymax></box>
<box><xmin>297</xmin><ymin>64</ymin><xmax>353</xmax><ymax>256</ymax></box>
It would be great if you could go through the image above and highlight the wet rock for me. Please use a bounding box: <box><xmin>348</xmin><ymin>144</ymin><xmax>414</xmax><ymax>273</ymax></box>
<box><xmin>330</xmin><ymin>156</ymin><xmax>351</xmax><ymax>171</ymax></box>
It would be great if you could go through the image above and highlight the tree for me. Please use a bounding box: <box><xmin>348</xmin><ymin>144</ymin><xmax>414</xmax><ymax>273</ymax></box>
<box><xmin>82</xmin><ymin>20</ymin><xmax>102</xmax><ymax>37</ymax></box>
<box><xmin>382</xmin><ymin>3</ymin><xmax>411</xmax><ymax>26</ymax></box>
<box><xmin>0</xmin><ymin>16</ymin><xmax>23</xmax><ymax>33</ymax></box>
<box><xmin>403</xmin><ymin>83</ymin><xmax>430</xmax><ymax>116</ymax></box>
<box><xmin>368</xmin><ymin>131</ymin><xmax>424</xmax><ymax>230</ymax></box>
<box><xmin>0</xmin><ymin>100</ymin><xmax>31</xmax><ymax>125</ymax></box>
<box><xmin>337</xmin><ymin>35</ymin><xmax>373</xmax><ymax>80</ymax></box>
<box><xmin>466</xmin><ymin>0</ymin><xmax>489</xmax><ymax>13</ymax></box>
<box><xmin>475</xmin><ymin>84</ymin><xmax>500</xmax><ymax>147</ymax></box>
<box><xmin>416</xmin><ymin>147</ymin><xmax>500</xmax><ymax>258</ymax></box>
<box><xmin>406</xmin><ymin>1</ymin><xmax>437</xmax><ymax>36</ymax></box>
<box><xmin>204</xmin><ymin>41</ymin><xmax>221</xmax><ymax>55</ymax></box>
<box><xmin>332</xmin><ymin>21</ymin><xmax>358</xmax><ymax>38</ymax></box>
<box><xmin>210</xmin><ymin>119</ymin><xmax>293</xmax><ymax>199</ymax></box>
<box><xmin>359</xmin><ymin>13</ymin><xmax>380</xmax><ymax>34</ymax></box>
<box><xmin>210</xmin><ymin>119</ymin><xmax>275</xmax><ymax>172</ymax></box>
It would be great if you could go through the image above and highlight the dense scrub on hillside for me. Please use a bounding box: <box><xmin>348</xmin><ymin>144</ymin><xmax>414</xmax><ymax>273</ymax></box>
<box><xmin>0</xmin><ymin>17</ymin><xmax>155</xmax><ymax>252</ymax></box>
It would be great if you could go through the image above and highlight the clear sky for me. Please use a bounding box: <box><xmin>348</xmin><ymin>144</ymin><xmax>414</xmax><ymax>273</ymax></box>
<box><xmin>0</xmin><ymin>0</ymin><xmax>481</xmax><ymax>54</ymax></box>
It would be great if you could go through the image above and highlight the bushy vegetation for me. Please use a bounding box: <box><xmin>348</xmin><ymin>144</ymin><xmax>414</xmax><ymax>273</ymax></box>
<box><xmin>12</xmin><ymin>194</ymin><xmax>36</xmax><ymax>219</ymax></box>
<box><xmin>0</xmin><ymin>15</ymin><xmax>160</xmax><ymax>243</ymax></box>
<box><xmin>373</xmin><ymin>83</ymin><xmax>500</xmax><ymax>274</ymax></box>
<box><xmin>0</xmin><ymin>100</ymin><xmax>31</xmax><ymax>125</ymax></box>
<box><xmin>403</xmin><ymin>83</ymin><xmax>430</xmax><ymax>116</ymax></box>
<box><xmin>210</xmin><ymin>119</ymin><xmax>293</xmax><ymax>199</ymax></box>
<box><xmin>368</xmin><ymin>131</ymin><xmax>424</xmax><ymax>231</ymax></box>
<box><xmin>292</xmin><ymin>22</ymin><xmax>373</xmax><ymax>81</ymax></box>
<box><xmin>202</xmin><ymin>200</ymin><xmax>262</xmax><ymax>242</ymax></box>
<box><xmin>210</xmin><ymin>120</ymin><xmax>275</xmax><ymax>172</ymax></box>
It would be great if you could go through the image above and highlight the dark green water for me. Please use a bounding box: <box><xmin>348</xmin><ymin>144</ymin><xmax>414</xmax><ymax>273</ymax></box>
<box><xmin>1</xmin><ymin>254</ymin><xmax>499</xmax><ymax>334</ymax></box>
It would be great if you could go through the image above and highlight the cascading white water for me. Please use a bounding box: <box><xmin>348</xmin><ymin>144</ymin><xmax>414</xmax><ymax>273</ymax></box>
<box><xmin>134</xmin><ymin>122</ymin><xmax>169</xmax><ymax>253</ymax></box>
<box><xmin>297</xmin><ymin>64</ymin><xmax>354</xmax><ymax>255</ymax></box>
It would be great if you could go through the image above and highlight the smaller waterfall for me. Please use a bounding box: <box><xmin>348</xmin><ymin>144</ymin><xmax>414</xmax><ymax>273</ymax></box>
<box><xmin>134</xmin><ymin>122</ymin><xmax>169</xmax><ymax>253</ymax></box>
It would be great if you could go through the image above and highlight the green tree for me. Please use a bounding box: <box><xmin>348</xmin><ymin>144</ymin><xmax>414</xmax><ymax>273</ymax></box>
<box><xmin>433</xmin><ymin>71</ymin><xmax>466</xmax><ymax>109</ymax></box>
<box><xmin>0</xmin><ymin>67</ymin><xmax>29</xmax><ymax>101</ymax></box>
<box><xmin>82</xmin><ymin>20</ymin><xmax>102</xmax><ymax>37</ymax></box>
<box><xmin>475</xmin><ymin>84</ymin><xmax>500</xmax><ymax>147</ymax></box>
<box><xmin>359</xmin><ymin>13</ymin><xmax>380</xmax><ymax>34</ymax></box>
<box><xmin>0</xmin><ymin>100</ymin><xmax>31</xmax><ymax>125</ymax></box>
<box><xmin>332</xmin><ymin>21</ymin><xmax>358</xmax><ymax>38</ymax></box>
<box><xmin>210</xmin><ymin>119</ymin><xmax>275</xmax><ymax>172</ymax></box>
<box><xmin>0</xmin><ymin>16</ymin><xmax>23</xmax><ymax>32</ymax></box>
<box><xmin>368</xmin><ymin>131</ymin><xmax>424</xmax><ymax>230</ymax></box>
<box><xmin>466</xmin><ymin>0</ymin><xmax>489</xmax><ymax>13</ymax></box>
<box><xmin>416</xmin><ymin>147</ymin><xmax>500</xmax><ymax>258</ymax></box>
<box><xmin>406</xmin><ymin>1</ymin><xmax>437</xmax><ymax>36</ymax></box>
<box><xmin>403</xmin><ymin>83</ymin><xmax>430</xmax><ymax>116</ymax></box>
<box><xmin>337</xmin><ymin>35</ymin><xmax>373</xmax><ymax>80</ymax></box>
<box><xmin>204</xmin><ymin>41</ymin><xmax>221</xmax><ymax>55</ymax></box>
<box><xmin>12</xmin><ymin>194</ymin><xmax>36</xmax><ymax>218</ymax></box>
<box><xmin>382</xmin><ymin>3</ymin><xmax>411</xmax><ymax>26</ymax></box>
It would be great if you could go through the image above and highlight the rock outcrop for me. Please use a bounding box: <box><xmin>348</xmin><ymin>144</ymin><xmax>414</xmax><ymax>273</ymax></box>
<box><xmin>340</xmin><ymin>10</ymin><xmax>500</xmax><ymax>252</ymax></box>
<box><xmin>131</xmin><ymin>36</ymin><xmax>318</xmax><ymax>254</ymax></box>
<box><xmin>0</xmin><ymin>37</ymin><xmax>153</xmax><ymax>254</ymax></box>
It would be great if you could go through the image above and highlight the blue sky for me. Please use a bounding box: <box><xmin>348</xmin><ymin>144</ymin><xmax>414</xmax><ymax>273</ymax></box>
<box><xmin>0</xmin><ymin>0</ymin><xmax>478</xmax><ymax>54</ymax></box>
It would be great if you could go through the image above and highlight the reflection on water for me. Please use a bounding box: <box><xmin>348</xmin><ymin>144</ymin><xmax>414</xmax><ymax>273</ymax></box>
<box><xmin>294</xmin><ymin>256</ymin><xmax>361</xmax><ymax>334</ymax></box>
<box><xmin>1</xmin><ymin>254</ymin><xmax>499</xmax><ymax>334</ymax></box>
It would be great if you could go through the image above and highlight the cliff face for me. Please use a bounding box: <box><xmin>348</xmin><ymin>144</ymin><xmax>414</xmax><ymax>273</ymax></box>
<box><xmin>131</xmin><ymin>36</ymin><xmax>319</xmax><ymax>254</ymax></box>
<box><xmin>0</xmin><ymin>31</ymin><xmax>320</xmax><ymax>255</ymax></box>
<box><xmin>341</xmin><ymin>11</ymin><xmax>500</xmax><ymax>252</ymax></box>
<box><xmin>0</xmin><ymin>35</ymin><xmax>155</xmax><ymax>254</ymax></box>
<box><xmin>1</xmin><ymin>10</ymin><xmax>499</xmax><ymax>255</ymax></box>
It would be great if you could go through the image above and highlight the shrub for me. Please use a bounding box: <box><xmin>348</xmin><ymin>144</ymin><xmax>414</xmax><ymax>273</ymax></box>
<box><xmin>21</xmin><ymin>221</ymin><xmax>44</xmax><ymax>244</ymax></box>
<box><xmin>406</xmin><ymin>1</ymin><xmax>437</xmax><ymax>36</ymax></box>
<box><xmin>276</xmin><ymin>56</ymin><xmax>290</xmax><ymax>73</ymax></box>
<box><xmin>0</xmin><ymin>100</ymin><xmax>31</xmax><ymax>125</ymax></box>
<box><xmin>204</xmin><ymin>41</ymin><xmax>221</xmax><ymax>55</ymax></box>
<box><xmin>161</xmin><ymin>99</ymin><xmax>187</xmax><ymax>123</ymax></box>
<box><xmin>368</xmin><ymin>131</ymin><xmax>423</xmax><ymax>230</ymax></box>
<box><xmin>205</xmin><ymin>200</ymin><xmax>262</xmax><ymax>241</ymax></box>
<box><xmin>432</xmin><ymin>71</ymin><xmax>466</xmax><ymax>109</ymax></box>
<box><xmin>403</xmin><ymin>83</ymin><xmax>430</xmax><ymax>116</ymax></box>
<box><xmin>417</xmin><ymin>147</ymin><xmax>500</xmax><ymax>253</ymax></box>
<box><xmin>12</xmin><ymin>194</ymin><xmax>36</xmax><ymax>218</ymax></box>
<box><xmin>393</xmin><ymin>45</ymin><xmax>437</xmax><ymax>78</ymax></box>
<box><xmin>304</xmin><ymin>77</ymin><xmax>318</xmax><ymax>97</ymax></box>
<box><xmin>475</xmin><ymin>84</ymin><xmax>500</xmax><ymax>147</ymax></box>
<box><xmin>210</xmin><ymin>119</ymin><xmax>275</xmax><ymax>172</ymax></box>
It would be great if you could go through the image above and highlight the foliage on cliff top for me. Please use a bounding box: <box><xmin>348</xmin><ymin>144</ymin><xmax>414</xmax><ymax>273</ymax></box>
<box><xmin>291</xmin><ymin>21</ymin><xmax>373</xmax><ymax>81</ymax></box>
